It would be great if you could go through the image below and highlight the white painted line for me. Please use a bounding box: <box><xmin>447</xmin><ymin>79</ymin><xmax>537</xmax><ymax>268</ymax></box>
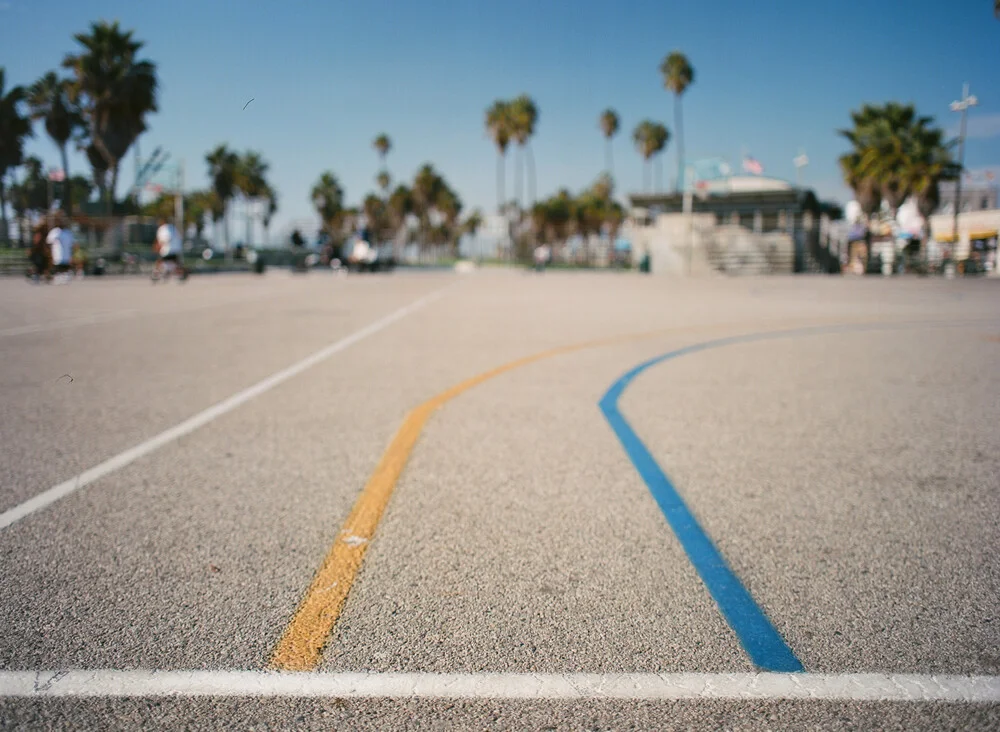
<box><xmin>0</xmin><ymin>671</ymin><xmax>997</xmax><ymax>702</ymax></box>
<box><xmin>0</xmin><ymin>310</ymin><xmax>137</xmax><ymax>337</ymax></box>
<box><xmin>0</xmin><ymin>286</ymin><xmax>450</xmax><ymax>531</ymax></box>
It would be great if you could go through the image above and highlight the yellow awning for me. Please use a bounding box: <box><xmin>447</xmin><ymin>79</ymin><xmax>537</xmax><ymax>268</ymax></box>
<box><xmin>935</xmin><ymin>234</ymin><xmax>958</xmax><ymax>243</ymax></box>
<box><xmin>969</xmin><ymin>230</ymin><xmax>998</xmax><ymax>240</ymax></box>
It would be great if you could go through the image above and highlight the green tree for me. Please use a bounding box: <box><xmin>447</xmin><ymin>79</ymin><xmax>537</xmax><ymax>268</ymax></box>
<box><xmin>485</xmin><ymin>100</ymin><xmax>513</xmax><ymax>212</ymax></box>
<box><xmin>660</xmin><ymin>51</ymin><xmax>694</xmax><ymax>192</ymax></box>
<box><xmin>63</xmin><ymin>21</ymin><xmax>158</xmax><ymax>213</ymax></box>
<box><xmin>66</xmin><ymin>174</ymin><xmax>93</xmax><ymax>209</ymax></box>
<box><xmin>509</xmin><ymin>94</ymin><xmax>539</xmax><ymax>207</ymax></box>
<box><xmin>236</xmin><ymin>150</ymin><xmax>269</xmax><ymax>248</ymax></box>
<box><xmin>362</xmin><ymin>192</ymin><xmax>388</xmax><ymax>242</ymax></box>
<box><xmin>0</xmin><ymin>68</ymin><xmax>33</xmax><ymax>243</ymax></box>
<box><xmin>632</xmin><ymin>120</ymin><xmax>669</xmax><ymax>192</ymax></box>
<box><xmin>373</xmin><ymin>133</ymin><xmax>391</xmax><ymax>188</ymax></box>
<box><xmin>184</xmin><ymin>189</ymin><xmax>217</xmax><ymax>244</ymax></box>
<box><xmin>9</xmin><ymin>157</ymin><xmax>48</xmax><ymax>245</ymax></box>
<box><xmin>27</xmin><ymin>72</ymin><xmax>82</xmax><ymax>215</ymax></box>
<box><xmin>83</xmin><ymin>141</ymin><xmax>109</xmax><ymax>206</ymax></box>
<box><xmin>311</xmin><ymin>171</ymin><xmax>345</xmax><ymax>241</ymax></box>
<box><xmin>599</xmin><ymin>108</ymin><xmax>620</xmax><ymax>182</ymax></box>
<box><xmin>262</xmin><ymin>186</ymin><xmax>278</xmax><ymax>247</ymax></box>
<box><xmin>206</xmin><ymin>144</ymin><xmax>239</xmax><ymax>257</ymax></box>
<box><xmin>376</xmin><ymin>170</ymin><xmax>391</xmax><ymax>196</ymax></box>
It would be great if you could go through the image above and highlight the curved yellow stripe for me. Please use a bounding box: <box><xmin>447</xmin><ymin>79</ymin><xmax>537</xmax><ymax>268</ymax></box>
<box><xmin>268</xmin><ymin>315</ymin><xmax>886</xmax><ymax>671</ymax></box>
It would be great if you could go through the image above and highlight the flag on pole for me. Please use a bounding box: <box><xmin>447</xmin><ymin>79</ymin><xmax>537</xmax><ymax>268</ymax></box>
<box><xmin>48</xmin><ymin>169</ymin><xmax>65</xmax><ymax>182</ymax></box>
<box><xmin>742</xmin><ymin>156</ymin><xmax>763</xmax><ymax>175</ymax></box>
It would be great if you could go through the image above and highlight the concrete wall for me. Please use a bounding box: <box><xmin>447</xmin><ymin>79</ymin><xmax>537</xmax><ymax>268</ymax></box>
<box><xmin>623</xmin><ymin>213</ymin><xmax>797</xmax><ymax>275</ymax></box>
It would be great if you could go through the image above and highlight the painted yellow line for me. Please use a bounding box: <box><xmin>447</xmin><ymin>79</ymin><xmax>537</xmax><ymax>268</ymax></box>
<box><xmin>268</xmin><ymin>314</ymin><xmax>897</xmax><ymax>671</ymax></box>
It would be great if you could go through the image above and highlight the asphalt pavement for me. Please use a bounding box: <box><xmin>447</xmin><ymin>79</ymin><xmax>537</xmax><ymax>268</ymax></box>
<box><xmin>0</xmin><ymin>268</ymin><xmax>997</xmax><ymax>729</ymax></box>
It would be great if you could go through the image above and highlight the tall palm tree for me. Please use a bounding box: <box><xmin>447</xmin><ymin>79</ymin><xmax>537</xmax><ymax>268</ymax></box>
<box><xmin>599</xmin><ymin>108</ymin><xmax>620</xmax><ymax>182</ymax></box>
<box><xmin>661</xmin><ymin>51</ymin><xmax>694</xmax><ymax>192</ymax></box>
<box><xmin>206</xmin><ymin>144</ymin><xmax>239</xmax><ymax>258</ymax></box>
<box><xmin>485</xmin><ymin>100</ymin><xmax>512</xmax><ymax>213</ymax></box>
<box><xmin>63</xmin><ymin>20</ymin><xmax>158</xmax><ymax>214</ymax></box>
<box><xmin>509</xmin><ymin>94</ymin><xmax>539</xmax><ymax>208</ymax></box>
<box><xmin>0</xmin><ymin>68</ymin><xmax>33</xmax><ymax>243</ymax></box>
<box><xmin>373</xmin><ymin>133</ymin><xmax>391</xmax><ymax>170</ymax></box>
<box><xmin>311</xmin><ymin>171</ymin><xmax>345</xmax><ymax>240</ymax></box>
<box><xmin>376</xmin><ymin>170</ymin><xmax>391</xmax><ymax>196</ymax></box>
<box><xmin>27</xmin><ymin>72</ymin><xmax>81</xmax><ymax>215</ymax></box>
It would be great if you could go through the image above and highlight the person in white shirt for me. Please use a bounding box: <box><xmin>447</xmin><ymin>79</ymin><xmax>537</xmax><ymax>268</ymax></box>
<box><xmin>46</xmin><ymin>217</ymin><xmax>75</xmax><ymax>283</ymax></box>
<box><xmin>153</xmin><ymin>218</ymin><xmax>185</xmax><ymax>282</ymax></box>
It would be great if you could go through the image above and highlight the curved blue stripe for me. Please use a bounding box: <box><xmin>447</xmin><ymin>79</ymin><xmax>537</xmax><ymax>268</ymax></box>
<box><xmin>599</xmin><ymin>319</ymin><xmax>996</xmax><ymax>671</ymax></box>
<box><xmin>598</xmin><ymin>326</ymin><xmax>845</xmax><ymax>673</ymax></box>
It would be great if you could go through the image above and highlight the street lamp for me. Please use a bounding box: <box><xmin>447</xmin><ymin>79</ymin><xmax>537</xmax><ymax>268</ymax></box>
<box><xmin>950</xmin><ymin>83</ymin><xmax>978</xmax><ymax>268</ymax></box>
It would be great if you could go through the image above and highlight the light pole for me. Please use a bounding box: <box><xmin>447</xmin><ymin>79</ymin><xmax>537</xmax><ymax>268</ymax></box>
<box><xmin>950</xmin><ymin>83</ymin><xmax>978</xmax><ymax>270</ymax></box>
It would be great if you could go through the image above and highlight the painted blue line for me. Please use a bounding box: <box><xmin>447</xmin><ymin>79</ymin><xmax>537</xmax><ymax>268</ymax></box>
<box><xmin>597</xmin><ymin>325</ymin><xmax>874</xmax><ymax>673</ymax></box>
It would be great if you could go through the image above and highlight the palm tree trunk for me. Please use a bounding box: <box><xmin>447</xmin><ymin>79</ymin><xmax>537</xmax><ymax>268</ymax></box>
<box><xmin>0</xmin><ymin>178</ymin><xmax>8</xmax><ymax>246</ymax></box>
<box><xmin>514</xmin><ymin>145</ymin><xmax>523</xmax><ymax>211</ymax></box>
<box><xmin>496</xmin><ymin>152</ymin><xmax>505</xmax><ymax>213</ymax></box>
<box><xmin>643</xmin><ymin>160</ymin><xmax>651</xmax><ymax>193</ymax></box>
<box><xmin>655</xmin><ymin>155</ymin><xmax>663</xmax><ymax>193</ymax></box>
<box><xmin>60</xmin><ymin>144</ymin><xmax>72</xmax><ymax>216</ymax></box>
<box><xmin>224</xmin><ymin>202</ymin><xmax>232</xmax><ymax>264</ymax></box>
<box><xmin>108</xmin><ymin>163</ymin><xmax>119</xmax><ymax>216</ymax></box>
<box><xmin>674</xmin><ymin>94</ymin><xmax>684</xmax><ymax>193</ymax></box>
<box><xmin>526</xmin><ymin>143</ymin><xmax>536</xmax><ymax>207</ymax></box>
<box><xmin>605</xmin><ymin>138</ymin><xmax>613</xmax><ymax>181</ymax></box>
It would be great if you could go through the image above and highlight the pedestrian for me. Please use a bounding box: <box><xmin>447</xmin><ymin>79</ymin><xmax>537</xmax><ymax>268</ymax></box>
<box><xmin>29</xmin><ymin>224</ymin><xmax>52</xmax><ymax>283</ymax></box>
<box><xmin>46</xmin><ymin>215</ymin><xmax>74</xmax><ymax>284</ymax></box>
<box><xmin>153</xmin><ymin>217</ymin><xmax>184</xmax><ymax>282</ymax></box>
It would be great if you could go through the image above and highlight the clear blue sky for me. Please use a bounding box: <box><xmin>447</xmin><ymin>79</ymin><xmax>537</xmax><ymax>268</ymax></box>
<box><xmin>3</xmin><ymin>0</ymin><xmax>999</xmax><ymax>238</ymax></box>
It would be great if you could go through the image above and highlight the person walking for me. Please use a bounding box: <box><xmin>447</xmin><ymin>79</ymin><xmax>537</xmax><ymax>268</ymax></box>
<box><xmin>46</xmin><ymin>215</ymin><xmax>74</xmax><ymax>284</ymax></box>
<box><xmin>153</xmin><ymin>217</ymin><xmax>185</xmax><ymax>282</ymax></box>
<box><xmin>29</xmin><ymin>224</ymin><xmax>52</xmax><ymax>283</ymax></box>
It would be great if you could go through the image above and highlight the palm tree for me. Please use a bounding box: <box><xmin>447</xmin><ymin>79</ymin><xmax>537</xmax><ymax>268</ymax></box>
<box><xmin>376</xmin><ymin>170</ymin><xmax>391</xmax><ymax>196</ymax></box>
<box><xmin>649</xmin><ymin>122</ymin><xmax>670</xmax><ymax>192</ymax></box>
<box><xmin>373</xmin><ymin>133</ymin><xmax>391</xmax><ymax>171</ymax></box>
<box><xmin>311</xmin><ymin>171</ymin><xmax>345</xmax><ymax>241</ymax></box>
<box><xmin>262</xmin><ymin>186</ymin><xmax>278</xmax><ymax>247</ymax></box>
<box><xmin>661</xmin><ymin>52</ymin><xmax>694</xmax><ymax>192</ymax></box>
<box><xmin>995</xmin><ymin>0</ymin><xmax>999</xmax><ymax>18</ymax></box>
<box><xmin>412</xmin><ymin>163</ymin><xmax>444</xmax><ymax>249</ymax></box>
<box><xmin>206</xmin><ymin>144</ymin><xmax>239</xmax><ymax>259</ymax></box>
<box><xmin>485</xmin><ymin>100</ymin><xmax>512</xmax><ymax>212</ymax></box>
<box><xmin>509</xmin><ymin>94</ymin><xmax>539</xmax><ymax>208</ymax></box>
<box><xmin>27</xmin><ymin>72</ymin><xmax>81</xmax><ymax>215</ymax></box>
<box><xmin>599</xmin><ymin>108</ymin><xmax>620</xmax><ymax>182</ymax></box>
<box><xmin>387</xmin><ymin>184</ymin><xmax>413</xmax><ymax>256</ymax></box>
<box><xmin>83</xmin><ymin>141</ymin><xmax>109</xmax><ymax>206</ymax></box>
<box><xmin>0</xmin><ymin>68</ymin><xmax>33</xmax><ymax>243</ymax></box>
<box><xmin>63</xmin><ymin>21</ymin><xmax>158</xmax><ymax>214</ymax></box>
<box><xmin>632</xmin><ymin>120</ymin><xmax>669</xmax><ymax>193</ymax></box>
<box><xmin>237</xmin><ymin>150</ymin><xmax>269</xmax><ymax>248</ymax></box>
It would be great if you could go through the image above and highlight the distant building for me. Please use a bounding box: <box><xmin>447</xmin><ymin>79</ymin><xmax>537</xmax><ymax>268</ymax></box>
<box><xmin>625</xmin><ymin>176</ymin><xmax>836</xmax><ymax>275</ymax></box>
<box><xmin>936</xmin><ymin>182</ymin><xmax>998</xmax><ymax>215</ymax></box>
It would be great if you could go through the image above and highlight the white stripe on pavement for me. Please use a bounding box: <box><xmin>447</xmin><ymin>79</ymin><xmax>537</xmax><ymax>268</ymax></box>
<box><xmin>0</xmin><ymin>310</ymin><xmax>137</xmax><ymax>337</ymax></box>
<box><xmin>0</xmin><ymin>670</ymin><xmax>997</xmax><ymax>702</ymax></box>
<box><xmin>0</xmin><ymin>285</ymin><xmax>451</xmax><ymax>531</ymax></box>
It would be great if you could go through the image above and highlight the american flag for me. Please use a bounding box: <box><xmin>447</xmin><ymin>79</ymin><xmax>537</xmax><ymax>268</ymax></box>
<box><xmin>48</xmin><ymin>169</ymin><xmax>65</xmax><ymax>182</ymax></box>
<box><xmin>742</xmin><ymin>156</ymin><xmax>763</xmax><ymax>175</ymax></box>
